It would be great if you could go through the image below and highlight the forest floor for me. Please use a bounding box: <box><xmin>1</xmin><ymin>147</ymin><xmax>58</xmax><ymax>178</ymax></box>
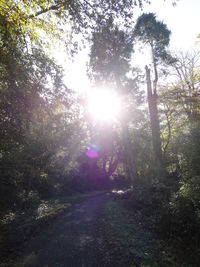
<box><xmin>1</xmin><ymin>192</ymin><xmax>112</xmax><ymax>267</ymax></box>
<box><xmin>1</xmin><ymin>191</ymin><xmax>192</xmax><ymax>267</ymax></box>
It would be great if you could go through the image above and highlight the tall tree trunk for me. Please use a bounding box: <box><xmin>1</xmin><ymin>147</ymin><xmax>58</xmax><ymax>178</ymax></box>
<box><xmin>121</xmin><ymin>119</ymin><xmax>138</xmax><ymax>184</ymax></box>
<box><xmin>145</xmin><ymin>65</ymin><xmax>163</xmax><ymax>177</ymax></box>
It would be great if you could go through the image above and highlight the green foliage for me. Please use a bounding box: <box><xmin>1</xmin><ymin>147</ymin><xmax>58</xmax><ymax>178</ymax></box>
<box><xmin>89</xmin><ymin>17</ymin><xmax>133</xmax><ymax>84</ymax></box>
<box><xmin>0</xmin><ymin>23</ymin><xmax>86</xmax><ymax>216</ymax></box>
<box><xmin>170</xmin><ymin>176</ymin><xmax>200</xmax><ymax>240</ymax></box>
<box><xmin>134</xmin><ymin>13</ymin><xmax>173</xmax><ymax>63</ymax></box>
<box><xmin>0</xmin><ymin>0</ymin><xmax>151</xmax><ymax>52</ymax></box>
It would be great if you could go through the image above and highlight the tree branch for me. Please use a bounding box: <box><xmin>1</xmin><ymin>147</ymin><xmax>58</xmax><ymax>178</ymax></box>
<box><xmin>29</xmin><ymin>4</ymin><xmax>61</xmax><ymax>19</ymax></box>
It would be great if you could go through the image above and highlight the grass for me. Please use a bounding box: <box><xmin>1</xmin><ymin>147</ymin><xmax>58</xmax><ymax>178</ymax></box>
<box><xmin>98</xmin><ymin>197</ymin><xmax>188</xmax><ymax>267</ymax></box>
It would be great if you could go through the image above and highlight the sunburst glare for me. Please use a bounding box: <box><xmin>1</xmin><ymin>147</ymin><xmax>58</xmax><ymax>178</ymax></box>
<box><xmin>87</xmin><ymin>88</ymin><xmax>120</xmax><ymax>122</ymax></box>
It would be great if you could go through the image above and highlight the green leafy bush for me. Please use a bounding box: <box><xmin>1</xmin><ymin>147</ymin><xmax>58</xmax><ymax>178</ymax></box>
<box><xmin>169</xmin><ymin>176</ymin><xmax>200</xmax><ymax>241</ymax></box>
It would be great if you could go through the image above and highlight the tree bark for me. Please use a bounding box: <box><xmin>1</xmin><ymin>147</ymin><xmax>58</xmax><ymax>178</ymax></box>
<box><xmin>145</xmin><ymin>65</ymin><xmax>163</xmax><ymax>177</ymax></box>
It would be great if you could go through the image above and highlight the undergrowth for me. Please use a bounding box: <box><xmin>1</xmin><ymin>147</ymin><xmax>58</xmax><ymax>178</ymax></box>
<box><xmin>99</xmin><ymin>198</ymin><xmax>190</xmax><ymax>267</ymax></box>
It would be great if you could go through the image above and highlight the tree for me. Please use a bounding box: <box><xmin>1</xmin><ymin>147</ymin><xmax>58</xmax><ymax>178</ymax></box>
<box><xmin>0</xmin><ymin>25</ymin><xmax>83</xmax><ymax>211</ymax></box>
<box><xmin>0</xmin><ymin>0</ymin><xmax>151</xmax><ymax>46</ymax></box>
<box><xmin>171</xmin><ymin>51</ymin><xmax>200</xmax><ymax>121</ymax></box>
<box><xmin>88</xmin><ymin>17</ymin><xmax>146</xmax><ymax>183</ymax></box>
<box><xmin>159</xmin><ymin>51</ymin><xmax>200</xmax><ymax>177</ymax></box>
<box><xmin>134</xmin><ymin>13</ymin><xmax>172</xmax><ymax>177</ymax></box>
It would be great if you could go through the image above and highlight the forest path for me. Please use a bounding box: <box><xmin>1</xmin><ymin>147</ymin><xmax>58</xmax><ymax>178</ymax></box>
<box><xmin>13</xmin><ymin>192</ymin><xmax>111</xmax><ymax>267</ymax></box>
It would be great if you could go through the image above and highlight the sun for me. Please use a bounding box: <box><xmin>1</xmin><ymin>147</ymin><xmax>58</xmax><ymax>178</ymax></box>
<box><xmin>87</xmin><ymin>88</ymin><xmax>120</xmax><ymax>122</ymax></box>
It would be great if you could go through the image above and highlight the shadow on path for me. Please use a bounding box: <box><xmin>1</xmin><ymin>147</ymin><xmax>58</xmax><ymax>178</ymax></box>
<box><xmin>13</xmin><ymin>192</ymin><xmax>111</xmax><ymax>267</ymax></box>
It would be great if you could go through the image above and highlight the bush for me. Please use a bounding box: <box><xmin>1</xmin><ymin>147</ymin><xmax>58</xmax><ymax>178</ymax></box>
<box><xmin>169</xmin><ymin>176</ymin><xmax>200</xmax><ymax>243</ymax></box>
<box><xmin>129</xmin><ymin>178</ymin><xmax>170</xmax><ymax>213</ymax></box>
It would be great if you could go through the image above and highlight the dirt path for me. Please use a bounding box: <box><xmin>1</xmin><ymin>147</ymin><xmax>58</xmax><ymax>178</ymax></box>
<box><xmin>12</xmin><ymin>192</ymin><xmax>111</xmax><ymax>267</ymax></box>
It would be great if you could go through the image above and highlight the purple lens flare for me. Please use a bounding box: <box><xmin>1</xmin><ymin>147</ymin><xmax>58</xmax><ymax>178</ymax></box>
<box><xmin>85</xmin><ymin>144</ymin><xmax>101</xmax><ymax>158</ymax></box>
<box><xmin>86</xmin><ymin>149</ymin><xmax>99</xmax><ymax>158</ymax></box>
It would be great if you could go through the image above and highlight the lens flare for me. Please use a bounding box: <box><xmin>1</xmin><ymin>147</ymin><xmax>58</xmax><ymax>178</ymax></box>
<box><xmin>88</xmin><ymin>89</ymin><xmax>120</xmax><ymax>122</ymax></box>
<box><xmin>85</xmin><ymin>144</ymin><xmax>101</xmax><ymax>159</ymax></box>
<box><xmin>86</xmin><ymin>149</ymin><xmax>99</xmax><ymax>158</ymax></box>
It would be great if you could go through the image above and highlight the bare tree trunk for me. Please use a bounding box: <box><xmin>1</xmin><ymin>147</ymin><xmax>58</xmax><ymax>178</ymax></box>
<box><xmin>145</xmin><ymin>65</ymin><xmax>163</xmax><ymax>177</ymax></box>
